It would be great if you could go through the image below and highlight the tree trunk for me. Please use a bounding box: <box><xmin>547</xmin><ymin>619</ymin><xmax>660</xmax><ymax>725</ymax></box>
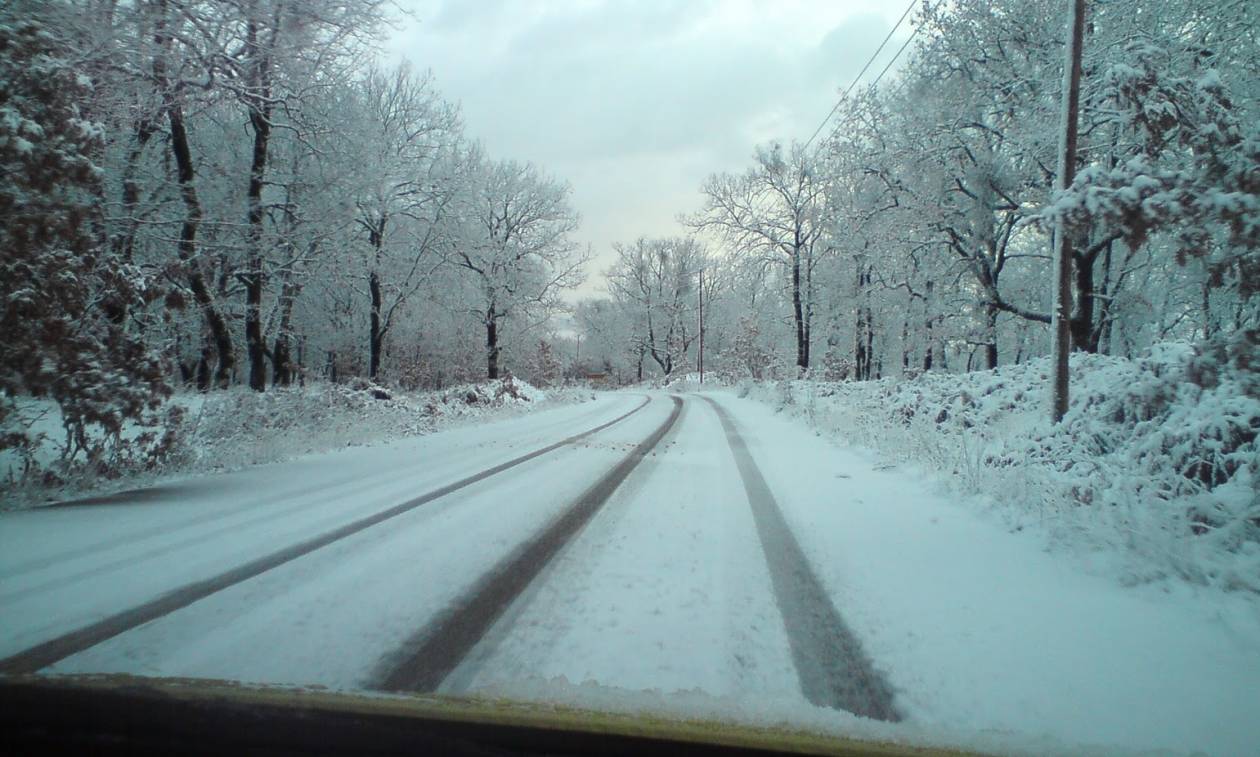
<box><xmin>243</xmin><ymin>111</ymin><xmax>269</xmax><ymax>391</ymax></box>
<box><xmin>854</xmin><ymin>265</ymin><xmax>873</xmax><ymax>380</ymax></box>
<box><xmin>866</xmin><ymin>321</ymin><xmax>876</xmax><ymax>378</ymax></box>
<box><xmin>923</xmin><ymin>281</ymin><xmax>935</xmax><ymax>372</ymax></box>
<box><xmin>901</xmin><ymin>318</ymin><xmax>910</xmax><ymax>373</ymax></box>
<box><xmin>984</xmin><ymin>302</ymin><xmax>999</xmax><ymax>370</ymax></box>
<box><xmin>114</xmin><ymin>117</ymin><xmax>155</xmax><ymax>264</ymax></box>
<box><xmin>367</xmin><ymin>214</ymin><xmax>386</xmax><ymax>380</ymax></box>
<box><xmin>486</xmin><ymin>311</ymin><xmax>500</xmax><ymax>379</ymax></box>
<box><xmin>802</xmin><ymin>252</ymin><xmax>813</xmax><ymax>371</ymax></box>
<box><xmin>195</xmin><ymin>344</ymin><xmax>211</xmax><ymax>392</ymax></box>
<box><xmin>1071</xmin><ymin>245</ymin><xmax>1099</xmax><ymax>353</ymax></box>
<box><xmin>243</xmin><ymin>14</ymin><xmax>275</xmax><ymax>392</ymax></box>
<box><xmin>791</xmin><ymin>246</ymin><xmax>807</xmax><ymax>370</ymax></box>
<box><xmin>369</xmin><ymin>269</ymin><xmax>383</xmax><ymax>379</ymax></box>
<box><xmin>273</xmin><ymin>332</ymin><xmax>291</xmax><ymax>387</ymax></box>
<box><xmin>244</xmin><ymin>108</ymin><xmax>271</xmax><ymax>390</ymax></box>
<box><xmin>168</xmin><ymin>104</ymin><xmax>234</xmax><ymax>389</ymax></box>
<box><xmin>156</xmin><ymin>3</ymin><xmax>233</xmax><ymax>389</ymax></box>
<box><xmin>855</xmin><ymin>310</ymin><xmax>868</xmax><ymax>381</ymax></box>
<box><xmin>272</xmin><ymin>273</ymin><xmax>299</xmax><ymax>386</ymax></box>
<box><xmin>296</xmin><ymin>336</ymin><xmax>305</xmax><ymax>387</ymax></box>
<box><xmin>1202</xmin><ymin>281</ymin><xmax>1214</xmax><ymax>341</ymax></box>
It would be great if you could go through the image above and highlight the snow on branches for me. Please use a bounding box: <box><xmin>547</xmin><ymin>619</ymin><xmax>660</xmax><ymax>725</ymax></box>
<box><xmin>1032</xmin><ymin>41</ymin><xmax>1260</xmax><ymax>300</ymax></box>
<box><xmin>0</xmin><ymin>14</ymin><xmax>173</xmax><ymax>483</ymax></box>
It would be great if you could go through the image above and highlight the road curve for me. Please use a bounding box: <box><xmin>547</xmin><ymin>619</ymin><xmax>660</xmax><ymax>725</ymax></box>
<box><xmin>372</xmin><ymin>396</ymin><xmax>684</xmax><ymax>691</ymax></box>
<box><xmin>702</xmin><ymin>396</ymin><xmax>900</xmax><ymax>721</ymax></box>
<box><xmin>0</xmin><ymin>395</ymin><xmax>652</xmax><ymax>674</ymax></box>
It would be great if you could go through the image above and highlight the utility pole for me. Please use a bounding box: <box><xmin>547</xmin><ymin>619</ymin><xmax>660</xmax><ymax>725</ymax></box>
<box><xmin>698</xmin><ymin>268</ymin><xmax>705</xmax><ymax>384</ymax></box>
<box><xmin>1051</xmin><ymin>0</ymin><xmax>1085</xmax><ymax>423</ymax></box>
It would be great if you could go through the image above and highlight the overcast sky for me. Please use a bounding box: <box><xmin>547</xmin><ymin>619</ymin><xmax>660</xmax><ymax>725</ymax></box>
<box><xmin>387</xmin><ymin>0</ymin><xmax>913</xmax><ymax>296</ymax></box>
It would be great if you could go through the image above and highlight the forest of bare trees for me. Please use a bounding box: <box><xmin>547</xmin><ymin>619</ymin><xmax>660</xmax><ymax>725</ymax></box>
<box><xmin>2</xmin><ymin>0</ymin><xmax>1257</xmax><ymax>475</ymax></box>
<box><xmin>585</xmin><ymin>0</ymin><xmax>1257</xmax><ymax>388</ymax></box>
<box><xmin>2</xmin><ymin>0</ymin><xmax>587</xmax><ymax>464</ymax></box>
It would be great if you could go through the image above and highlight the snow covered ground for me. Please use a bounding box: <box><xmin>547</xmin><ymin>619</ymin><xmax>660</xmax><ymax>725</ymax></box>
<box><xmin>1</xmin><ymin>377</ymin><xmax>576</xmax><ymax>509</ymax></box>
<box><xmin>737</xmin><ymin>347</ymin><xmax>1260</xmax><ymax>594</ymax></box>
<box><xmin>448</xmin><ymin>398</ymin><xmax>802</xmax><ymax>701</ymax></box>
<box><xmin>706</xmin><ymin>393</ymin><xmax>1260</xmax><ymax>756</ymax></box>
<box><xmin>0</xmin><ymin>394</ymin><xmax>647</xmax><ymax>662</ymax></box>
<box><xmin>2</xmin><ymin>390</ymin><xmax>1258</xmax><ymax>755</ymax></box>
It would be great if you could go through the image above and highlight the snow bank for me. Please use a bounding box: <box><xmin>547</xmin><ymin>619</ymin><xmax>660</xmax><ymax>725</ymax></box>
<box><xmin>184</xmin><ymin>376</ymin><xmax>545</xmax><ymax>469</ymax></box>
<box><xmin>1</xmin><ymin>377</ymin><xmax>588</xmax><ymax>509</ymax></box>
<box><xmin>741</xmin><ymin>342</ymin><xmax>1260</xmax><ymax>592</ymax></box>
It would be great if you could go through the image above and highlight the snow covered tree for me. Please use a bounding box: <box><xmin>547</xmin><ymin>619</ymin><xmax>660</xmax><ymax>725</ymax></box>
<box><xmin>344</xmin><ymin>65</ymin><xmax>462</xmax><ymax>380</ymax></box>
<box><xmin>1033</xmin><ymin>41</ymin><xmax>1260</xmax><ymax>338</ymax></box>
<box><xmin>0</xmin><ymin>13</ymin><xmax>169</xmax><ymax>470</ymax></box>
<box><xmin>230</xmin><ymin>0</ymin><xmax>387</xmax><ymax>390</ymax></box>
<box><xmin>691</xmin><ymin>141</ymin><xmax>832</xmax><ymax>371</ymax></box>
<box><xmin>606</xmin><ymin>237</ymin><xmax>706</xmax><ymax>377</ymax></box>
<box><xmin>575</xmin><ymin>298</ymin><xmax>637</xmax><ymax>383</ymax></box>
<box><xmin>453</xmin><ymin>153</ymin><xmax>585</xmax><ymax>379</ymax></box>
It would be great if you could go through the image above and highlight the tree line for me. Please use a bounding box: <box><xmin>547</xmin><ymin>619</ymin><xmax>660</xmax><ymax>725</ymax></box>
<box><xmin>2</xmin><ymin>0</ymin><xmax>589</xmax><ymax>462</ymax></box>
<box><xmin>577</xmin><ymin>0</ymin><xmax>1258</xmax><ymax>387</ymax></box>
<box><xmin>3</xmin><ymin>0</ymin><xmax>1257</xmax><ymax>469</ymax></box>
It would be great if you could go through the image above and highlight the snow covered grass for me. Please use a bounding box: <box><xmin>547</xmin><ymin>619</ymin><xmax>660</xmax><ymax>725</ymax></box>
<box><xmin>0</xmin><ymin>377</ymin><xmax>590</xmax><ymax>510</ymax></box>
<box><xmin>740</xmin><ymin>341</ymin><xmax>1260</xmax><ymax>593</ymax></box>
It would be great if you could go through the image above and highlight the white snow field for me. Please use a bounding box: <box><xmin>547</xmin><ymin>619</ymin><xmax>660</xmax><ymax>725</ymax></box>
<box><xmin>2</xmin><ymin>391</ymin><xmax>1258</xmax><ymax>755</ymax></box>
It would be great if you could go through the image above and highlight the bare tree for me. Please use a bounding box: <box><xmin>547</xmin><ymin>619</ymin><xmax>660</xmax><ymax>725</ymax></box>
<box><xmin>452</xmin><ymin>153</ymin><xmax>585</xmax><ymax>379</ymax></box>
<box><xmin>690</xmin><ymin>141</ymin><xmax>831</xmax><ymax>371</ymax></box>
<box><xmin>606</xmin><ymin>237</ymin><xmax>707</xmax><ymax>377</ymax></box>
<box><xmin>346</xmin><ymin>65</ymin><xmax>461</xmax><ymax>380</ymax></box>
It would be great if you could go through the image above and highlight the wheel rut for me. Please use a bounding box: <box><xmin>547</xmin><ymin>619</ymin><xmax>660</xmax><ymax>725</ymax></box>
<box><xmin>701</xmin><ymin>396</ymin><xmax>900</xmax><ymax>722</ymax></box>
<box><xmin>0</xmin><ymin>396</ymin><xmax>652</xmax><ymax>675</ymax></box>
<box><xmin>371</xmin><ymin>396</ymin><xmax>684</xmax><ymax>692</ymax></box>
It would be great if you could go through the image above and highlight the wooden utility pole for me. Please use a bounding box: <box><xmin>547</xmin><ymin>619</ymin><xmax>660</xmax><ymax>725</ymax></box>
<box><xmin>698</xmin><ymin>268</ymin><xmax>705</xmax><ymax>383</ymax></box>
<box><xmin>1052</xmin><ymin>0</ymin><xmax>1086</xmax><ymax>423</ymax></box>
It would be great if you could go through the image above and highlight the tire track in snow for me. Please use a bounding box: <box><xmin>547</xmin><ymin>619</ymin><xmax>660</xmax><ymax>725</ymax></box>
<box><xmin>701</xmin><ymin>396</ymin><xmax>901</xmax><ymax>722</ymax></box>
<box><xmin>7</xmin><ymin>396</ymin><xmax>630</xmax><ymax>578</ymax></box>
<box><xmin>0</xmin><ymin>396</ymin><xmax>652</xmax><ymax>676</ymax></box>
<box><xmin>1</xmin><ymin>473</ymin><xmax>417</xmax><ymax>603</ymax></box>
<box><xmin>371</xmin><ymin>395</ymin><xmax>685</xmax><ymax>693</ymax></box>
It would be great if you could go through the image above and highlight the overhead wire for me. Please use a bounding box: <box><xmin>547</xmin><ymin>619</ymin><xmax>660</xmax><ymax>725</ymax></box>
<box><xmin>802</xmin><ymin>0</ymin><xmax>916</xmax><ymax>149</ymax></box>
<box><xmin>804</xmin><ymin>0</ymin><xmax>944</xmax><ymax>150</ymax></box>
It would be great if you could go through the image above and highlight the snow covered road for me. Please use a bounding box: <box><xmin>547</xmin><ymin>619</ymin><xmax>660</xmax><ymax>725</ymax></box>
<box><xmin>446</xmin><ymin>396</ymin><xmax>807</xmax><ymax>704</ymax></box>
<box><xmin>3</xmin><ymin>390</ymin><xmax>1258</xmax><ymax>755</ymax></box>
<box><xmin>0</xmin><ymin>393</ymin><xmax>652</xmax><ymax>664</ymax></box>
<box><xmin>2</xmin><ymin>391</ymin><xmax>900</xmax><ymax>723</ymax></box>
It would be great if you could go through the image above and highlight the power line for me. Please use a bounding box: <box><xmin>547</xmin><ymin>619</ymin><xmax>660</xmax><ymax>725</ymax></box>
<box><xmin>867</xmin><ymin>13</ymin><xmax>925</xmax><ymax>91</ymax></box>
<box><xmin>803</xmin><ymin>0</ymin><xmax>916</xmax><ymax>149</ymax></box>
<box><xmin>804</xmin><ymin>0</ymin><xmax>944</xmax><ymax>150</ymax></box>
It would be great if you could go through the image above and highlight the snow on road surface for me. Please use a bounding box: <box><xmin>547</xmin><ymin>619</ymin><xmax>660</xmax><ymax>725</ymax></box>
<box><xmin>2</xmin><ymin>390</ymin><xmax>1258</xmax><ymax>755</ymax></box>
<box><xmin>0</xmin><ymin>394</ymin><xmax>644</xmax><ymax>659</ymax></box>
<box><xmin>45</xmin><ymin>396</ymin><xmax>673</xmax><ymax>687</ymax></box>
<box><xmin>447</xmin><ymin>398</ymin><xmax>802</xmax><ymax>704</ymax></box>
<box><xmin>710</xmin><ymin>392</ymin><xmax>1260</xmax><ymax>756</ymax></box>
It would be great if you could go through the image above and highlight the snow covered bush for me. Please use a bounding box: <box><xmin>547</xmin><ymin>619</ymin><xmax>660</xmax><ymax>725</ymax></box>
<box><xmin>0</xmin><ymin>15</ymin><xmax>173</xmax><ymax>485</ymax></box>
<box><xmin>1</xmin><ymin>377</ymin><xmax>568</xmax><ymax>508</ymax></box>
<box><xmin>175</xmin><ymin>377</ymin><xmax>548</xmax><ymax>472</ymax></box>
<box><xmin>749</xmin><ymin>340</ymin><xmax>1260</xmax><ymax>592</ymax></box>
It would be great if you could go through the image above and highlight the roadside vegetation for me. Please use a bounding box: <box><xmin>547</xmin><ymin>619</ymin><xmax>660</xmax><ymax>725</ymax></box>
<box><xmin>738</xmin><ymin>341</ymin><xmax>1259</xmax><ymax>592</ymax></box>
<box><xmin>2</xmin><ymin>1</ymin><xmax>1255</xmax><ymax>588</ymax></box>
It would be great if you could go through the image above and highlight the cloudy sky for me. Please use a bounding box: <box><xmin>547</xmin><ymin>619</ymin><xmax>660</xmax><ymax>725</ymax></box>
<box><xmin>387</xmin><ymin>0</ymin><xmax>913</xmax><ymax>295</ymax></box>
